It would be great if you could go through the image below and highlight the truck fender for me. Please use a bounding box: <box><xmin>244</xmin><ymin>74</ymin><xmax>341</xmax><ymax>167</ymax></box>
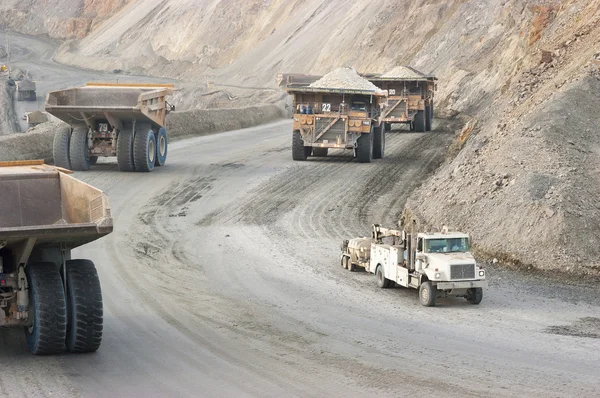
<box><xmin>422</xmin><ymin>268</ymin><xmax>437</xmax><ymax>281</ymax></box>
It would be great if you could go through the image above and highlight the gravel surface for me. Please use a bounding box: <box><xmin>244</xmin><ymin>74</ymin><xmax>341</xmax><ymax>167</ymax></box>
<box><xmin>309</xmin><ymin>67</ymin><xmax>381</xmax><ymax>92</ymax></box>
<box><xmin>380</xmin><ymin>65</ymin><xmax>427</xmax><ymax>79</ymax></box>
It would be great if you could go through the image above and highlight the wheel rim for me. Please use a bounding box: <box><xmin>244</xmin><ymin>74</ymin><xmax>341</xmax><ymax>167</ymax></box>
<box><xmin>148</xmin><ymin>137</ymin><xmax>156</xmax><ymax>163</ymax></box>
<box><xmin>421</xmin><ymin>286</ymin><xmax>429</xmax><ymax>302</ymax></box>
<box><xmin>159</xmin><ymin>135</ymin><xmax>166</xmax><ymax>156</ymax></box>
<box><xmin>378</xmin><ymin>270</ymin><xmax>382</xmax><ymax>284</ymax></box>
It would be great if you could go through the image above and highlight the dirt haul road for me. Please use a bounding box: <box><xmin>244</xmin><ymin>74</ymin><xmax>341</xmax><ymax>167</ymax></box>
<box><xmin>0</xmin><ymin>31</ymin><xmax>171</xmax><ymax>132</ymax></box>
<box><xmin>0</xmin><ymin>119</ymin><xmax>599</xmax><ymax>397</ymax></box>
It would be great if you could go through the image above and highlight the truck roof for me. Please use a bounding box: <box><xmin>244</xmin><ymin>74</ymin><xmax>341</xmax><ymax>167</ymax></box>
<box><xmin>418</xmin><ymin>232</ymin><xmax>469</xmax><ymax>239</ymax></box>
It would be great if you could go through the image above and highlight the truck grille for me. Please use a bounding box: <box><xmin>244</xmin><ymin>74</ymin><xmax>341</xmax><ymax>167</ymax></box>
<box><xmin>451</xmin><ymin>264</ymin><xmax>475</xmax><ymax>280</ymax></box>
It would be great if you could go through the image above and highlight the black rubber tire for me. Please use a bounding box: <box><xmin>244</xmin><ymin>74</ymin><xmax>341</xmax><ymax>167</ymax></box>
<box><xmin>466</xmin><ymin>287</ymin><xmax>483</xmax><ymax>305</ymax></box>
<box><xmin>28</xmin><ymin>92</ymin><xmax>37</xmax><ymax>102</ymax></box>
<box><xmin>312</xmin><ymin>148</ymin><xmax>328</xmax><ymax>157</ymax></box>
<box><xmin>425</xmin><ymin>104</ymin><xmax>433</xmax><ymax>131</ymax></box>
<box><xmin>155</xmin><ymin>127</ymin><xmax>168</xmax><ymax>166</ymax></box>
<box><xmin>376</xmin><ymin>265</ymin><xmax>391</xmax><ymax>288</ymax></box>
<box><xmin>410</xmin><ymin>121</ymin><xmax>415</xmax><ymax>132</ymax></box>
<box><xmin>427</xmin><ymin>101</ymin><xmax>434</xmax><ymax>131</ymax></box>
<box><xmin>17</xmin><ymin>91</ymin><xmax>23</xmax><ymax>101</ymax></box>
<box><xmin>372</xmin><ymin>125</ymin><xmax>384</xmax><ymax>159</ymax></box>
<box><xmin>356</xmin><ymin>131</ymin><xmax>373</xmax><ymax>163</ymax></box>
<box><xmin>69</xmin><ymin>127</ymin><xmax>91</xmax><ymax>171</ymax></box>
<box><xmin>25</xmin><ymin>263</ymin><xmax>67</xmax><ymax>355</ymax></box>
<box><xmin>292</xmin><ymin>130</ymin><xmax>310</xmax><ymax>160</ymax></box>
<box><xmin>341</xmin><ymin>256</ymin><xmax>348</xmax><ymax>269</ymax></box>
<box><xmin>133</xmin><ymin>129</ymin><xmax>157</xmax><ymax>172</ymax></box>
<box><xmin>384</xmin><ymin>123</ymin><xmax>391</xmax><ymax>132</ymax></box>
<box><xmin>53</xmin><ymin>127</ymin><xmax>71</xmax><ymax>169</ymax></box>
<box><xmin>414</xmin><ymin>110</ymin><xmax>426</xmax><ymax>132</ymax></box>
<box><xmin>64</xmin><ymin>260</ymin><xmax>103</xmax><ymax>353</ymax></box>
<box><xmin>348</xmin><ymin>260</ymin><xmax>356</xmax><ymax>272</ymax></box>
<box><xmin>419</xmin><ymin>281</ymin><xmax>436</xmax><ymax>306</ymax></box>
<box><xmin>117</xmin><ymin>130</ymin><xmax>135</xmax><ymax>172</ymax></box>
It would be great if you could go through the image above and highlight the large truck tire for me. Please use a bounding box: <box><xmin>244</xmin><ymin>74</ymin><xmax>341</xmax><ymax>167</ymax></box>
<box><xmin>64</xmin><ymin>260</ymin><xmax>103</xmax><ymax>353</ymax></box>
<box><xmin>292</xmin><ymin>130</ymin><xmax>311</xmax><ymax>161</ymax></box>
<box><xmin>53</xmin><ymin>127</ymin><xmax>71</xmax><ymax>169</ymax></box>
<box><xmin>466</xmin><ymin>287</ymin><xmax>483</xmax><ymax>305</ymax></box>
<box><xmin>28</xmin><ymin>92</ymin><xmax>37</xmax><ymax>102</ymax></box>
<box><xmin>117</xmin><ymin>130</ymin><xmax>135</xmax><ymax>172</ymax></box>
<box><xmin>419</xmin><ymin>281</ymin><xmax>436</xmax><ymax>306</ymax></box>
<box><xmin>425</xmin><ymin>103</ymin><xmax>434</xmax><ymax>131</ymax></box>
<box><xmin>384</xmin><ymin>123</ymin><xmax>391</xmax><ymax>132</ymax></box>
<box><xmin>133</xmin><ymin>129</ymin><xmax>157</xmax><ymax>172</ymax></box>
<box><xmin>69</xmin><ymin>127</ymin><xmax>92</xmax><ymax>171</ymax></box>
<box><xmin>414</xmin><ymin>110</ymin><xmax>426</xmax><ymax>132</ymax></box>
<box><xmin>155</xmin><ymin>127</ymin><xmax>168</xmax><ymax>166</ymax></box>
<box><xmin>427</xmin><ymin>101</ymin><xmax>434</xmax><ymax>131</ymax></box>
<box><xmin>17</xmin><ymin>91</ymin><xmax>23</xmax><ymax>101</ymax></box>
<box><xmin>25</xmin><ymin>263</ymin><xmax>67</xmax><ymax>355</ymax></box>
<box><xmin>376</xmin><ymin>265</ymin><xmax>391</xmax><ymax>288</ymax></box>
<box><xmin>372</xmin><ymin>125</ymin><xmax>385</xmax><ymax>159</ymax></box>
<box><xmin>312</xmin><ymin>148</ymin><xmax>328</xmax><ymax>157</ymax></box>
<box><xmin>356</xmin><ymin>132</ymin><xmax>373</xmax><ymax>163</ymax></box>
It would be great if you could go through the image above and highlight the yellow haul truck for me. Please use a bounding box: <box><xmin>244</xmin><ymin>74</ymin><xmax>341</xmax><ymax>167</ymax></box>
<box><xmin>286</xmin><ymin>67</ymin><xmax>388</xmax><ymax>163</ymax></box>
<box><xmin>0</xmin><ymin>161</ymin><xmax>113</xmax><ymax>355</ymax></box>
<box><xmin>45</xmin><ymin>83</ymin><xmax>174</xmax><ymax>172</ymax></box>
<box><xmin>365</xmin><ymin>66</ymin><xmax>436</xmax><ymax>133</ymax></box>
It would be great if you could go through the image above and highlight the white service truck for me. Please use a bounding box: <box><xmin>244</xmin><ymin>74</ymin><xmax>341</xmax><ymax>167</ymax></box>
<box><xmin>341</xmin><ymin>224</ymin><xmax>487</xmax><ymax>306</ymax></box>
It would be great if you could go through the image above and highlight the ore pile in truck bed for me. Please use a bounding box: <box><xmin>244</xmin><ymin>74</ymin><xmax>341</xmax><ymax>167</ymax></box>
<box><xmin>380</xmin><ymin>66</ymin><xmax>428</xmax><ymax>79</ymax></box>
<box><xmin>308</xmin><ymin>67</ymin><xmax>381</xmax><ymax>92</ymax></box>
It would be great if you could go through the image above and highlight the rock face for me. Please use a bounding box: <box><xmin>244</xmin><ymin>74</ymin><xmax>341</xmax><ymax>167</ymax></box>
<box><xmin>0</xmin><ymin>0</ymin><xmax>133</xmax><ymax>39</ymax></box>
<box><xmin>405</xmin><ymin>76</ymin><xmax>600</xmax><ymax>276</ymax></box>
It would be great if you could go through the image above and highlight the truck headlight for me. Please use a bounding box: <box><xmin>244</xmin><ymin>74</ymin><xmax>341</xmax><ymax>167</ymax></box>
<box><xmin>478</xmin><ymin>270</ymin><xmax>485</xmax><ymax>277</ymax></box>
<box><xmin>435</xmin><ymin>273</ymin><xmax>441</xmax><ymax>279</ymax></box>
<box><xmin>362</xmin><ymin>121</ymin><xmax>370</xmax><ymax>126</ymax></box>
<box><xmin>294</xmin><ymin>117</ymin><xmax>299</xmax><ymax>122</ymax></box>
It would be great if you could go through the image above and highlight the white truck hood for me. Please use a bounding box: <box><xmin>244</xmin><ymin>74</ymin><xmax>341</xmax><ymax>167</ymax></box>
<box><xmin>425</xmin><ymin>252</ymin><xmax>476</xmax><ymax>266</ymax></box>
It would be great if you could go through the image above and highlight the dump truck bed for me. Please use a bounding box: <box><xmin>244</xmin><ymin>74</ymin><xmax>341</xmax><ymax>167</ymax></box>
<box><xmin>45</xmin><ymin>83</ymin><xmax>174</xmax><ymax>127</ymax></box>
<box><xmin>0</xmin><ymin>162</ymin><xmax>112</xmax><ymax>251</ymax></box>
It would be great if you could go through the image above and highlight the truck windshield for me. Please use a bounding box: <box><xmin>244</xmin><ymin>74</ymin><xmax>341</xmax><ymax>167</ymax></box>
<box><xmin>424</xmin><ymin>238</ymin><xmax>469</xmax><ymax>253</ymax></box>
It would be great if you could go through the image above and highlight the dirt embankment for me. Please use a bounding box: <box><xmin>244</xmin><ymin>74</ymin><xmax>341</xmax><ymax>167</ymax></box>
<box><xmin>0</xmin><ymin>105</ymin><xmax>285</xmax><ymax>162</ymax></box>
<box><xmin>406</xmin><ymin>74</ymin><xmax>600</xmax><ymax>277</ymax></box>
<box><xmin>0</xmin><ymin>81</ymin><xmax>19</xmax><ymax>135</ymax></box>
<box><xmin>0</xmin><ymin>0</ymin><xmax>133</xmax><ymax>39</ymax></box>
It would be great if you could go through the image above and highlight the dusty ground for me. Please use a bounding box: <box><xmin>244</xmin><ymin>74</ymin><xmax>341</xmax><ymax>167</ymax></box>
<box><xmin>2</xmin><ymin>121</ymin><xmax>599</xmax><ymax>397</ymax></box>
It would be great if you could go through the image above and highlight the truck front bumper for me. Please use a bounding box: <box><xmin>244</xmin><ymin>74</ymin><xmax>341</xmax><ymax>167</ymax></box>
<box><xmin>435</xmin><ymin>280</ymin><xmax>488</xmax><ymax>290</ymax></box>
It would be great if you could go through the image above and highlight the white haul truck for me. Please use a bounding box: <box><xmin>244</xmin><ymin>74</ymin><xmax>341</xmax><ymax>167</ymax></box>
<box><xmin>341</xmin><ymin>224</ymin><xmax>487</xmax><ymax>306</ymax></box>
